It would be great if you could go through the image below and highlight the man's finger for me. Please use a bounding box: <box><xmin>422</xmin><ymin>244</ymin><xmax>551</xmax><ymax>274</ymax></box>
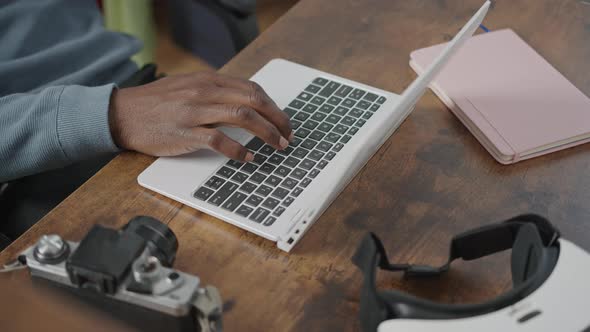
<box><xmin>211</xmin><ymin>74</ymin><xmax>254</xmax><ymax>91</ymax></box>
<box><xmin>207</xmin><ymin>86</ymin><xmax>293</xmax><ymax>140</ymax></box>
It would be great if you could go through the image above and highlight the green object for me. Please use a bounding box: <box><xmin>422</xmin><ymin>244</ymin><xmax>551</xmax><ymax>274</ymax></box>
<box><xmin>103</xmin><ymin>0</ymin><xmax>156</xmax><ymax>67</ymax></box>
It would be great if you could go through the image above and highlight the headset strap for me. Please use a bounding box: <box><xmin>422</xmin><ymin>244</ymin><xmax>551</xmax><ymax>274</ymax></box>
<box><xmin>353</xmin><ymin>214</ymin><xmax>559</xmax><ymax>278</ymax></box>
<box><xmin>351</xmin><ymin>214</ymin><xmax>559</xmax><ymax>331</ymax></box>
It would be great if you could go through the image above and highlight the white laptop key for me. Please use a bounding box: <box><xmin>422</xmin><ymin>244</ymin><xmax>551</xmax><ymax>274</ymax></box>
<box><xmin>138</xmin><ymin>1</ymin><xmax>490</xmax><ymax>252</ymax></box>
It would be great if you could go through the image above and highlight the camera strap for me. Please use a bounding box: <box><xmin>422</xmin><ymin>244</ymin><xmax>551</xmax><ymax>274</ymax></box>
<box><xmin>193</xmin><ymin>285</ymin><xmax>224</xmax><ymax>332</ymax></box>
<box><xmin>0</xmin><ymin>258</ymin><xmax>27</xmax><ymax>273</ymax></box>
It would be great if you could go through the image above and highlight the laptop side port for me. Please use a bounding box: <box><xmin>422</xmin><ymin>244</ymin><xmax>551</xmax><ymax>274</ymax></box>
<box><xmin>277</xmin><ymin>209</ymin><xmax>315</xmax><ymax>252</ymax></box>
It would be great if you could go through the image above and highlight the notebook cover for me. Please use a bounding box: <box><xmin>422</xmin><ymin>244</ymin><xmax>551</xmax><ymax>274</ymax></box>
<box><xmin>409</xmin><ymin>29</ymin><xmax>590</xmax><ymax>164</ymax></box>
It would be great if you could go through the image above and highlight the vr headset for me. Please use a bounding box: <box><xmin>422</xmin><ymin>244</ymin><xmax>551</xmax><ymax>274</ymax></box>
<box><xmin>352</xmin><ymin>214</ymin><xmax>590</xmax><ymax>331</ymax></box>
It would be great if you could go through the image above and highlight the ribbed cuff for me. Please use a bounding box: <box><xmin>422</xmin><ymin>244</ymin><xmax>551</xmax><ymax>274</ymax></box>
<box><xmin>56</xmin><ymin>84</ymin><xmax>121</xmax><ymax>162</ymax></box>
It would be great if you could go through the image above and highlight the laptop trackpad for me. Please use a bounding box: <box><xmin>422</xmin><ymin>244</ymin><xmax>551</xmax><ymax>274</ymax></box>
<box><xmin>218</xmin><ymin>126</ymin><xmax>250</xmax><ymax>143</ymax></box>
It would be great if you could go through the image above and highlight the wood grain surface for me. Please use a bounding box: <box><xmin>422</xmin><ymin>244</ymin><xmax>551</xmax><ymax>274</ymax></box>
<box><xmin>2</xmin><ymin>1</ymin><xmax>590</xmax><ymax>331</ymax></box>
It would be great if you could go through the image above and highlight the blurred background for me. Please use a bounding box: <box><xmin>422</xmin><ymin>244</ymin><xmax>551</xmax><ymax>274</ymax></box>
<box><xmin>1</xmin><ymin>2</ymin><xmax>300</xmax><ymax>327</ymax></box>
<box><xmin>98</xmin><ymin>0</ymin><xmax>299</xmax><ymax>75</ymax></box>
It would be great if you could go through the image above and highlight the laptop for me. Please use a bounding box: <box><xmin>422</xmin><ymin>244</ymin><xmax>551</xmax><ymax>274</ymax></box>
<box><xmin>138</xmin><ymin>1</ymin><xmax>490</xmax><ymax>252</ymax></box>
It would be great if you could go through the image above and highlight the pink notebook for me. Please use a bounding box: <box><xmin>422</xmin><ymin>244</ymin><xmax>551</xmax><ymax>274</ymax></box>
<box><xmin>410</xmin><ymin>29</ymin><xmax>590</xmax><ymax>164</ymax></box>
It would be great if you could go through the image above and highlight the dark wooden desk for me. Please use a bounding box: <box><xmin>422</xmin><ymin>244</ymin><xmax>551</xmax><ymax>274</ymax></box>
<box><xmin>2</xmin><ymin>1</ymin><xmax>590</xmax><ymax>331</ymax></box>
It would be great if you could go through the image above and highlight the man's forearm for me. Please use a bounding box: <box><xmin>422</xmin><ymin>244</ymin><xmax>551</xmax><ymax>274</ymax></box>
<box><xmin>0</xmin><ymin>84</ymin><xmax>120</xmax><ymax>182</ymax></box>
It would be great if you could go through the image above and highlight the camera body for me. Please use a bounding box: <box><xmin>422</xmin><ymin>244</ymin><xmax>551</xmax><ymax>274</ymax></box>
<box><xmin>19</xmin><ymin>216</ymin><xmax>222</xmax><ymax>332</ymax></box>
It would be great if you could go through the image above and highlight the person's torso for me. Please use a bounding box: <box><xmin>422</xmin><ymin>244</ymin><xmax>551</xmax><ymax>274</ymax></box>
<box><xmin>0</xmin><ymin>0</ymin><xmax>142</xmax><ymax>95</ymax></box>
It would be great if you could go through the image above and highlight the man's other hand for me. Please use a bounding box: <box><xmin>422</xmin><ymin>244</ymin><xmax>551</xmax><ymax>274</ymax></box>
<box><xmin>108</xmin><ymin>72</ymin><xmax>293</xmax><ymax>162</ymax></box>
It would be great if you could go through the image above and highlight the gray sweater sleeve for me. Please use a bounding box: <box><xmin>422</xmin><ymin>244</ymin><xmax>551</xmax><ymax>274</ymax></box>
<box><xmin>0</xmin><ymin>84</ymin><xmax>120</xmax><ymax>182</ymax></box>
<box><xmin>0</xmin><ymin>0</ymin><xmax>141</xmax><ymax>182</ymax></box>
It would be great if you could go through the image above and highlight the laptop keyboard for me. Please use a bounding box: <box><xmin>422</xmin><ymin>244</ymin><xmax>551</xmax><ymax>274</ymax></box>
<box><xmin>193</xmin><ymin>78</ymin><xmax>387</xmax><ymax>226</ymax></box>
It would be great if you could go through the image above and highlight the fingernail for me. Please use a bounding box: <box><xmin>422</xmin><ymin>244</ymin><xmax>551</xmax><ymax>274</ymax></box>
<box><xmin>279</xmin><ymin>136</ymin><xmax>289</xmax><ymax>149</ymax></box>
<box><xmin>288</xmin><ymin>131</ymin><xmax>295</xmax><ymax>142</ymax></box>
<box><xmin>245</xmin><ymin>152</ymin><xmax>255</xmax><ymax>162</ymax></box>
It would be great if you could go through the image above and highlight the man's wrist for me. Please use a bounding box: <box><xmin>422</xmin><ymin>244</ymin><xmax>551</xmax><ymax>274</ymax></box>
<box><xmin>108</xmin><ymin>87</ymin><xmax>135</xmax><ymax>152</ymax></box>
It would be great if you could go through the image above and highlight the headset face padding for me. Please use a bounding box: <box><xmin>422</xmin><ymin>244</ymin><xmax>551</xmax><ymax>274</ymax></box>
<box><xmin>511</xmin><ymin>223</ymin><xmax>543</xmax><ymax>286</ymax></box>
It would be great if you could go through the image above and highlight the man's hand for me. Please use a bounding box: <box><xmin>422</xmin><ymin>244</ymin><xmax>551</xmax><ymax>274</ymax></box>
<box><xmin>108</xmin><ymin>72</ymin><xmax>293</xmax><ymax>162</ymax></box>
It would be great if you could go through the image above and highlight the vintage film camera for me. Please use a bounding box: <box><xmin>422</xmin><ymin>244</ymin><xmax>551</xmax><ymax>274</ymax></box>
<box><xmin>19</xmin><ymin>216</ymin><xmax>222</xmax><ymax>332</ymax></box>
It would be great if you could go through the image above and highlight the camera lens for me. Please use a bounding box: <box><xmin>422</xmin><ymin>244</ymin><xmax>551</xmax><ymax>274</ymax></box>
<box><xmin>123</xmin><ymin>216</ymin><xmax>178</xmax><ymax>267</ymax></box>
